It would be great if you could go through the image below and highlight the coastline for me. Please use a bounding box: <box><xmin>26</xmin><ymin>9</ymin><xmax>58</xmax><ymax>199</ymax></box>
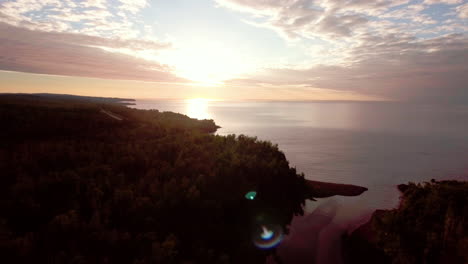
<box><xmin>344</xmin><ymin>180</ymin><xmax>468</xmax><ymax>264</ymax></box>
<box><xmin>4</xmin><ymin>94</ymin><xmax>465</xmax><ymax>264</ymax></box>
<box><xmin>0</xmin><ymin>93</ymin><xmax>372</xmax><ymax>264</ymax></box>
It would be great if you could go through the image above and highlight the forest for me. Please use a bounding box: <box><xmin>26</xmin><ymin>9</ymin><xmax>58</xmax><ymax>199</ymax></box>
<box><xmin>3</xmin><ymin>94</ymin><xmax>463</xmax><ymax>264</ymax></box>
<box><xmin>0</xmin><ymin>94</ymin><xmax>307</xmax><ymax>263</ymax></box>
<box><xmin>345</xmin><ymin>180</ymin><xmax>468</xmax><ymax>264</ymax></box>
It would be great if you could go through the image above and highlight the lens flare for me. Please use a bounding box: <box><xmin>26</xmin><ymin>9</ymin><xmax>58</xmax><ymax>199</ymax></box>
<box><xmin>245</xmin><ymin>191</ymin><xmax>257</xmax><ymax>200</ymax></box>
<box><xmin>260</xmin><ymin>226</ymin><xmax>274</xmax><ymax>240</ymax></box>
<box><xmin>253</xmin><ymin>224</ymin><xmax>284</xmax><ymax>249</ymax></box>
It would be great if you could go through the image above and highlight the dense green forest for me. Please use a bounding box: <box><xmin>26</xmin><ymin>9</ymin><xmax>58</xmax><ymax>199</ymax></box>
<box><xmin>345</xmin><ymin>180</ymin><xmax>468</xmax><ymax>264</ymax></box>
<box><xmin>0</xmin><ymin>94</ymin><xmax>307</xmax><ymax>263</ymax></box>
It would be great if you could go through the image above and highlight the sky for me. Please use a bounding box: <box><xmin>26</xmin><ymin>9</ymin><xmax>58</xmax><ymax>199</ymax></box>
<box><xmin>0</xmin><ymin>0</ymin><xmax>467</xmax><ymax>101</ymax></box>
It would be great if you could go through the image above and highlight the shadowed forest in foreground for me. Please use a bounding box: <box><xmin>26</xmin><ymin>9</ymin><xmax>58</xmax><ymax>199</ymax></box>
<box><xmin>345</xmin><ymin>180</ymin><xmax>468</xmax><ymax>264</ymax></box>
<box><xmin>0</xmin><ymin>94</ymin><xmax>466</xmax><ymax>264</ymax></box>
<box><xmin>0</xmin><ymin>94</ymin><xmax>307</xmax><ymax>263</ymax></box>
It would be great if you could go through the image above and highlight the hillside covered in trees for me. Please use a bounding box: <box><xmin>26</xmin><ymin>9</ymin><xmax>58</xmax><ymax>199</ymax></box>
<box><xmin>345</xmin><ymin>180</ymin><xmax>468</xmax><ymax>264</ymax></box>
<box><xmin>0</xmin><ymin>94</ymin><xmax>308</xmax><ymax>263</ymax></box>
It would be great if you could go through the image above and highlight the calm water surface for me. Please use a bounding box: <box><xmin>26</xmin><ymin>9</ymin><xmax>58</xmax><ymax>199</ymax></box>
<box><xmin>134</xmin><ymin>99</ymin><xmax>468</xmax><ymax>263</ymax></box>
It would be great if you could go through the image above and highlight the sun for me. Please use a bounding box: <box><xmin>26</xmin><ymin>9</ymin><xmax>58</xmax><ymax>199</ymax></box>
<box><xmin>185</xmin><ymin>98</ymin><xmax>212</xmax><ymax>120</ymax></box>
<box><xmin>159</xmin><ymin>39</ymin><xmax>252</xmax><ymax>85</ymax></box>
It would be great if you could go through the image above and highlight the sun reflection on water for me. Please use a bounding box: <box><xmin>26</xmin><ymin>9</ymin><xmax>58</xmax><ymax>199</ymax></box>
<box><xmin>186</xmin><ymin>98</ymin><xmax>212</xmax><ymax>120</ymax></box>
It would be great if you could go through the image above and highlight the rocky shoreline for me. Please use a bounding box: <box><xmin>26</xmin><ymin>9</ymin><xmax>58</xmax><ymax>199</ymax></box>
<box><xmin>305</xmin><ymin>180</ymin><xmax>368</xmax><ymax>199</ymax></box>
<box><xmin>343</xmin><ymin>180</ymin><xmax>468</xmax><ymax>264</ymax></box>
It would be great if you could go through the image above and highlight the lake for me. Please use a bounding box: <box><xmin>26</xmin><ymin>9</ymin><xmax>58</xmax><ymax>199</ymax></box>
<box><xmin>133</xmin><ymin>99</ymin><xmax>468</xmax><ymax>263</ymax></box>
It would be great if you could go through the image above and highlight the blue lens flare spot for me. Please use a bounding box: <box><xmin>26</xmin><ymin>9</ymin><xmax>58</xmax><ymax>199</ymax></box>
<box><xmin>245</xmin><ymin>191</ymin><xmax>257</xmax><ymax>200</ymax></box>
<box><xmin>253</xmin><ymin>224</ymin><xmax>284</xmax><ymax>249</ymax></box>
<box><xmin>260</xmin><ymin>226</ymin><xmax>274</xmax><ymax>240</ymax></box>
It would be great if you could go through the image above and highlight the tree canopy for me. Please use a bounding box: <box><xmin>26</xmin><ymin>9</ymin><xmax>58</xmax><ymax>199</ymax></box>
<box><xmin>0</xmin><ymin>94</ymin><xmax>306</xmax><ymax>264</ymax></box>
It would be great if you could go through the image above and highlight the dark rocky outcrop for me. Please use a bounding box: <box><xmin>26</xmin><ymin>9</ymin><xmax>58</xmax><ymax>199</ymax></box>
<box><xmin>305</xmin><ymin>180</ymin><xmax>368</xmax><ymax>199</ymax></box>
<box><xmin>344</xmin><ymin>180</ymin><xmax>468</xmax><ymax>264</ymax></box>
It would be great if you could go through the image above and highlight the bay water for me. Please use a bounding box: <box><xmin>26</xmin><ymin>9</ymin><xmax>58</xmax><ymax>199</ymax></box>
<box><xmin>134</xmin><ymin>100</ymin><xmax>468</xmax><ymax>263</ymax></box>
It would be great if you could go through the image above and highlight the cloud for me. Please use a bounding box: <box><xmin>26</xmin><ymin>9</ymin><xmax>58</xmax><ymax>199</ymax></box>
<box><xmin>0</xmin><ymin>0</ymin><xmax>149</xmax><ymax>38</ymax></box>
<box><xmin>82</xmin><ymin>0</ymin><xmax>107</xmax><ymax>9</ymax></box>
<box><xmin>119</xmin><ymin>0</ymin><xmax>148</xmax><ymax>14</ymax></box>
<box><xmin>0</xmin><ymin>0</ymin><xmax>184</xmax><ymax>83</ymax></box>
<box><xmin>424</xmin><ymin>0</ymin><xmax>462</xmax><ymax>5</ymax></box>
<box><xmin>0</xmin><ymin>0</ymin><xmax>466</xmax><ymax>102</ymax></box>
<box><xmin>0</xmin><ymin>23</ymin><xmax>185</xmax><ymax>83</ymax></box>
<box><xmin>215</xmin><ymin>0</ymin><xmax>374</xmax><ymax>40</ymax></box>
<box><xmin>215</xmin><ymin>0</ymin><xmax>448</xmax><ymax>42</ymax></box>
<box><xmin>456</xmin><ymin>3</ymin><xmax>468</xmax><ymax>19</ymax></box>
<box><xmin>216</xmin><ymin>0</ymin><xmax>468</xmax><ymax>102</ymax></box>
<box><xmin>226</xmin><ymin>33</ymin><xmax>468</xmax><ymax>102</ymax></box>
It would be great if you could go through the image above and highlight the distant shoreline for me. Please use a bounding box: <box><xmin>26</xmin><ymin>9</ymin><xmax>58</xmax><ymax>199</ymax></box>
<box><xmin>0</xmin><ymin>93</ymin><xmax>136</xmax><ymax>105</ymax></box>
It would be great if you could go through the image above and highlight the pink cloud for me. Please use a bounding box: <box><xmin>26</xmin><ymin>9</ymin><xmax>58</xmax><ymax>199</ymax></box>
<box><xmin>0</xmin><ymin>23</ymin><xmax>186</xmax><ymax>83</ymax></box>
<box><xmin>226</xmin><ymin>33</ymin><xmax>468</xmax><ymax>102</ymax></box>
